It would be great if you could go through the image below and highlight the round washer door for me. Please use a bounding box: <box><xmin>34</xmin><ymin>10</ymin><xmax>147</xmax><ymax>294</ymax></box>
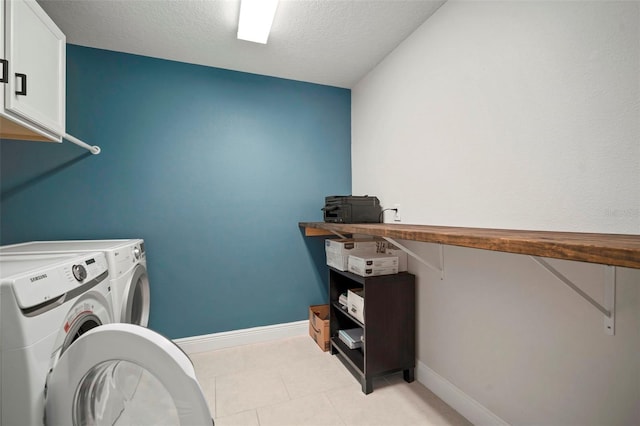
<box><xmin>45</xmin><ymin>323</ymin><xmax>212</xmax><ymax>425</ymax></box>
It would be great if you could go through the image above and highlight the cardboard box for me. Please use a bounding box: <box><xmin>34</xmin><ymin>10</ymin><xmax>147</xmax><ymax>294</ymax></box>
<box><xmin>325</xmin><ymin>238</ymin><xmax>410</xmax><ymax>272</ymax></box>
<box><xmin>309</xmin><ymin>304</ymin><xmax>330</xmax><ymax>351</ymax></box>
<box><xmin>347</xmin><ymin>288</ymin><xmax>365</xmax><ymax>323</ymax></box>
<box><xmin>325</xmin><ymin>238</ymin><xmax>382</xmax><ymax>271</ymax></box>
<box><xmin>338</xmin><ymin>292</ymin><xmax>348</xmax><ymax>308</ymax></box>
<box><xmin>349</xmin><ymin>253</ymin><xmax>398</xmax><ymax>269</ymax></box>
<box><xmin>384</xmin><ymin>245</ymin><xmax>408</xmax><ymax>272</ymax></box>
<box><xmin>348</xmin><ymin>253</ymin><xmax>399</xmax><ymax>276</ymax></box>
<box><xmin>350</xmin><ymin>265</ymin><xmax>399</xmax><ymax>277</ymax></box>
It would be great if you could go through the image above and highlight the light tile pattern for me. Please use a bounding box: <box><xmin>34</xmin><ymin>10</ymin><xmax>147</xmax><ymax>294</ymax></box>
<box><xmin>190</xmin><ymin>336</ymin><xmax>471</xmax><ymax>426</ymax></box>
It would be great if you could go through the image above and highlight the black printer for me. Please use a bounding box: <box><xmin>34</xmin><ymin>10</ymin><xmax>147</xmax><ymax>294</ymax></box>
<box><xmin>322</xmin><ymin>196</ymin><xmax>382</xmax><ymax>223</ymax></box>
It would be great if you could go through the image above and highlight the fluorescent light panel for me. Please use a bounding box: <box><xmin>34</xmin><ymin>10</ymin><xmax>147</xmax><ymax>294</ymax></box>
<box><xmin>237</xmin><ymin>0</ymin><xmax>279</xmax><ymax>44</ymax></box>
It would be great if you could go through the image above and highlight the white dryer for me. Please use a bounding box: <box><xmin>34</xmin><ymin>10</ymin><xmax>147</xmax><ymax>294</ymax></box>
<box><xmin>0</xmin><ymin>239</ymin><xmax>150</xmax><ymax>327</ymax></box>
<box><xmin>0</xmin><ymin>252</ymin><xmax>211</xmax><ymax>425</ymax></box>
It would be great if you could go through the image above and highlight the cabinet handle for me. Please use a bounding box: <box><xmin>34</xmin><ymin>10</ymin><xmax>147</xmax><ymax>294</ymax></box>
<box><xmin>0</xmin><ymin>59</ymin><xmax>7</xmax><ymax>83</ymax></box>
<box><xmin>15</xmin><ymin>73</ymin><xmax>27</xmax><ymax>95</ymax></box>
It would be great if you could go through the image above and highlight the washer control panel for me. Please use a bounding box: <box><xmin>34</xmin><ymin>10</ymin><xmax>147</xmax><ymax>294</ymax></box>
<box><xmin>10</xmin><ymin>252</ymin><xmax>108</xmax><ymax>310</ymax></box>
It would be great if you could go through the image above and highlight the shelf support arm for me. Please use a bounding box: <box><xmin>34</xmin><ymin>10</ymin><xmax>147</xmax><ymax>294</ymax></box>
<box><xmin>329</xmin><ymin>230</ymin><xmax>349</xmax><ymax>239</ymax></box>
<box><xmin>383</xmin><ymin>237</ymin><xmax>444</xmax><ymax>280</ymax></box>
<box><xmin>530</xmin><ymin>256</ymin><xmax>615</xmax><ymax>335</ymax></box>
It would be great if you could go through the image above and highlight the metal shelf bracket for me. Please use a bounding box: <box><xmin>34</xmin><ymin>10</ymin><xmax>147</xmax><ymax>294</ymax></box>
<box><xmin>531</xmin><ymin>256</ymin><xmax>616</xmax><ymax>335</ymax></box>
<box><xmin>383</xmin><ymin>237</ymin><xmax>445</xmax><ymax>280</ymax></box>
<box><xmin>329</xmin><ymin>230</ymin><xmax>349</xmax><ymax>239</ymax></box>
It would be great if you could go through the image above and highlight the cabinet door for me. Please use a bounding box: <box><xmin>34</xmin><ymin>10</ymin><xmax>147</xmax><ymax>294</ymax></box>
<box><xmin>4</xmin><ymin>0</ymin><xmax>65</xmax><ymax>139</ymax></box>
<box><xmin>1</xmin><ymin>0</ymin><xmax>5</xmax><ymax>92</ymax></box>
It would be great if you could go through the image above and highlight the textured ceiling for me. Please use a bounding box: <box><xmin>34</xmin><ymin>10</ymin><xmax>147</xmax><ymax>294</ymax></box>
<box><xmin>37</xmin><ymin>0</ymin><xmax>445</xmax><ymax>88</ymax></box>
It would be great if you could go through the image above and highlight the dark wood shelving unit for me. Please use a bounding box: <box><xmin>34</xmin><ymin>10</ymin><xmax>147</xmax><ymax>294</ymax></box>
<box><xmin>329</xmin><ymin>267</ymin><xmax>415</xmax><ymax>394</ymax></box>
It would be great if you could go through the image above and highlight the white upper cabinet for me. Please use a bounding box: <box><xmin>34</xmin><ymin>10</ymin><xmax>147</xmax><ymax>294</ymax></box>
<box><xmin>1</xmin><ymin>0</ymin><xmax>65</xmax><ymax>142</ymax></box>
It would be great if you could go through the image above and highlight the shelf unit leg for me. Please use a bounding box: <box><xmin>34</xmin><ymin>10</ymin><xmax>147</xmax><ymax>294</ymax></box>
<box><xmin>403</xmin><ymin>368</ymin><xmax>415</xmax><ymax>383</ymax></box>
<box><xmin>362</xmin><ymin>377</ymin><xmax>373</xmax><ymax>394</ymax></box>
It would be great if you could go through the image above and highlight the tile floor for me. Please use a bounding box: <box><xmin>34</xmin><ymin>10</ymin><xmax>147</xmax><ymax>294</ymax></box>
<box><xmin>189</xmin><ymin>335</ymin><xmax>471</xmax><ymax>426</ymax></box>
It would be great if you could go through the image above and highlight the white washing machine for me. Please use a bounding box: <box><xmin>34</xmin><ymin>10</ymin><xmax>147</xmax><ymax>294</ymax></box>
<box><xmin>0</xmin><ymin>252</ymin><xmax>211</xmax><ymax>425</ymax></box>
<box><xmin>0</xmin><ymin>239</ymin><xmax>150</xmax><ymax>327</ymax></box>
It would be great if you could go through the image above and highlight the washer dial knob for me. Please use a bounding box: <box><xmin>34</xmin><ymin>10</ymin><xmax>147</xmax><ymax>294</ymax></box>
<box><xmin>72</xmin><ymin>264</ymin><xmax>87</xmax><ymax>282</ymax></box>
<box><xmin>133</xmin><ymin>246</ymin><xmax>141</xmax><ymax>260</ymax></box>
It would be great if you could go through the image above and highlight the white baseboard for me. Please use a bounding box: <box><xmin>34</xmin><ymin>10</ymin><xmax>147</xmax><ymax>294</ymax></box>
<box><xmin>174</xmin><ymin>320</ymin><xmax>309</xmax><ymax>354</ymax></box>
<box><xmin>417</xmin><ymin>361</ymin><xmax>509</xmax><ymax>426</ymax></box>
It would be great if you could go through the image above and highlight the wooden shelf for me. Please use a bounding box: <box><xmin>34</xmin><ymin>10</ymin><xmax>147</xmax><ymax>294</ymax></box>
<box><xmin>299</xmin><ymin>222</ymin><xmax>640</xmax><ymax>269</ymax></box>
<box><xmin>333</xmin><ymin>302</ymin><xmax>364</xmax><ymax>328</ymax></box>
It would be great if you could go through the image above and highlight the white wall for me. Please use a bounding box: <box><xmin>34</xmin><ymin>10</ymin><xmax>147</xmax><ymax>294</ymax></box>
<box><xmin>352</xmin><ymin>1</ymin><xmax>640</xmax><ymax>424</ymax></box>
<box><xmin>353</xmin><ymin>0</ymin><xmax>639</xmax><ymax>233</ymax></box>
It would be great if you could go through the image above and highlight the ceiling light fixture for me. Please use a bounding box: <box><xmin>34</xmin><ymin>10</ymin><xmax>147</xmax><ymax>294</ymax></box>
<box><xmin>237</xmin><ymin>0</ymin><xmax>279</xmax><ymax>44</ymax></box>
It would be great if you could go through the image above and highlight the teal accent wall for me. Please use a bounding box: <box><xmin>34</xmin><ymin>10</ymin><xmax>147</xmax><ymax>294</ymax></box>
<box><xmin>0</xmin><ymin>45</ymin><xmax>351</xmax><ymax>339</ymax></box>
